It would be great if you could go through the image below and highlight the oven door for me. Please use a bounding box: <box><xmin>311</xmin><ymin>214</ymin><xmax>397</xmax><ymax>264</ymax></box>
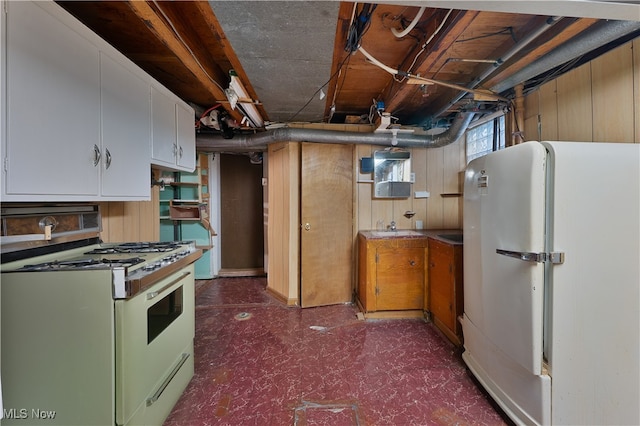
<box><xmin>115</xmin><ymin>264</ymin><xmax>195</xmax><ymax>426</ymax></box>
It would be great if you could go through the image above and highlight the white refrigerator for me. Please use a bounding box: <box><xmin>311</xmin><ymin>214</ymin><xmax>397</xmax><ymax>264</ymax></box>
<box><xmin>462</xmin><ymin>141</ymin><xmax>639</xmax><ymax>425</ymax></box>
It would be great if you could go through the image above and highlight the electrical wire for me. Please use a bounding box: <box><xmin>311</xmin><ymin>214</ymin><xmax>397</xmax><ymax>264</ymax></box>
<box><xmin>287</xmin><ymin>53</ymin><xmax>353</xmax><ymax>123</ymax></box>
<box><xmin>456</xmin><ymin>27</ymin><xmax>517</xmax><ymax>44</ymax></box>
<box><xmin>395</xmin><ymin>9</ymin><xmax>453</xmax><ymax>83</ymax></box>
<box><xmin>391</xmin><ymin>7</ymin><xmax>426</xmax><ymax>38</ymax></box>
<box><xmin>288</xmin><ymin>3</ymin><xmax>377</xmax><ymax>122</ymax></box>
<box><xmin>345</xmin><ymin>3</ymin><xmax>378</xmax><ymax>53</ymax></box>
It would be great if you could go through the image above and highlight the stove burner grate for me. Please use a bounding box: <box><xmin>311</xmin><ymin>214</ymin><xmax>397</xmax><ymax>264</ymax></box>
<box><xmin>85</xmin><ymin>242</ymin><xmax>182</xmax><ymax>254</ymax></box>
<box><xmin>20</xmin><ymin>257</ymin><xmax>145</xmax><ymax>271</ymax></box>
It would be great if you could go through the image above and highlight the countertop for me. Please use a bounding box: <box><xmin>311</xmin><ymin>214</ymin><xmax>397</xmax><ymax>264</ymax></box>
<box><xmin>359</xmin><ymin>229</ymin><xmax>463</xmax><ymax>245</ymax></box>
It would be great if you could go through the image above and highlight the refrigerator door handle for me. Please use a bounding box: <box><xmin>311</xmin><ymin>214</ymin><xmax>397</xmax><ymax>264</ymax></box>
<box><xmin>496</xmin><ymin>249</ymin><xmax>564</xmax><ymax>264</ymax></box>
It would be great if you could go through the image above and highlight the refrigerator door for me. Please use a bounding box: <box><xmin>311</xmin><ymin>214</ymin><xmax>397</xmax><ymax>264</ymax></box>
<box><xmin>464</xmin><ymin>141</ymin><xmax>547</xmax><ymax>374</ymax></box>
<box><xmin>462</xmin><ymin>142</ymin><xmax>551</xmax><ymax>424</ymax></box>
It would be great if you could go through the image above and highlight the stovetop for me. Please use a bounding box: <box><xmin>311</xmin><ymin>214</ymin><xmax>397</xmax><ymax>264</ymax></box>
<box><xmin>2</xmin><ymin>240</ymin><xmax>202</xmax><ymax>299</ymax></box>
<box><xmin>18</xmin><ymin>256</ymin><xmax>146</xmax><ymax>272</ymax></box>
<box><xmin>84</xmin><ymin>241</ymin><xmax>190</xmax><ymax>254</ymax></box>
<box><xmin>4</xmin><ymin>241</ymin><xmax>197</xmax><ymax>274</ymax></box>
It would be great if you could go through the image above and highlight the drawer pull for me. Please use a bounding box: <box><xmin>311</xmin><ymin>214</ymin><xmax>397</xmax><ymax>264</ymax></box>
<box><xmin>147</xmin><ymin>353</ymin><xmax>190</xmax><ymax>406</ymax></box>
<box><xmin>147</xmin><ymin>272</ymin><xmax>191</xmax><ymax>300</ymax></box>
<box><xmin>409</xmin><ymin>260</ymin><xmax>416</xmax><ymax>266</ymax></box>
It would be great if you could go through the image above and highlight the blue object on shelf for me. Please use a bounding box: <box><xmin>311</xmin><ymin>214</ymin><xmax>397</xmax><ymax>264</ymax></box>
<box><xmin>361</xmin><ymin>157</ymin><xmax>374</xmax><ymax>173</ymax></box>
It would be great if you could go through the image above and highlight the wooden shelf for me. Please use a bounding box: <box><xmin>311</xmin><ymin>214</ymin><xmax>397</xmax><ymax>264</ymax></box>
<box><xmin>170</xmin><ymin>199</ymin><xmax>201</xmax><ymax>203</ymax></box>
<box><xmin>169</xmin><ymin>181</ymin><xmax>199</xmax><ymax>187</ymax></box>
<box><xmin>440</xmin><ymin>193</ymin><xmax>462</xmax><ymax>198</ymax></box>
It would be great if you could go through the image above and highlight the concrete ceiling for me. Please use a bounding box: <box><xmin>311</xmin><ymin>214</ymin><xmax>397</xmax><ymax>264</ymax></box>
<box><xmin>209</xmin><ymin>2</ymin><xmax>340</xmax><ymax>124</ymax></box>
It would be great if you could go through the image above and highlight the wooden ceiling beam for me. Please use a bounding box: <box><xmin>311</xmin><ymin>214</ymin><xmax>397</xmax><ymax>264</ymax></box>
<box><xmin>125</xmin><ymin>1</ymin><xmax>245</xmax><ymax>124</ymax></box>
<box><xmin>323</xmin><ymin>2</ymin><xmax>356</xmax><ymax>122</ymax></box>
<box><xmin>384</xmin><ymin>10</ymin><xmax>480</xmax><ymax>116</ymax></box>
<box><xmin>191</xmin><ymin>1</ymin><xmax>269</xmax><ymax>121</ymax></box>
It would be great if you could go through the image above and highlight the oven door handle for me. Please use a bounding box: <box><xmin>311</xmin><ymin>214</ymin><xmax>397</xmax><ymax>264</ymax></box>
<box><xmin>146</xmin><ymin>352</ymin><xmax>190</xmax><ymax>407</ymax></box>
<box><xmin>146</xmin><ymin>272</ymin><xmax>191</xmax><ymax>300</ymax></box>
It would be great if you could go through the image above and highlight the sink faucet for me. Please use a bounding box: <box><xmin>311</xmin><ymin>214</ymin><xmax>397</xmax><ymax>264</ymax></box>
<box><xmin>389</xmin><ymin>221</ymin><xmax>397</xmax><ymax>231</ymax></box>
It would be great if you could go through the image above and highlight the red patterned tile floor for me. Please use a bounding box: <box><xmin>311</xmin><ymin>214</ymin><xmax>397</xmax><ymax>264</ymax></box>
<box><xmin>165</xmin><ymin>277</ymin><xmax>510</xmax><ymax>426</ymax></box>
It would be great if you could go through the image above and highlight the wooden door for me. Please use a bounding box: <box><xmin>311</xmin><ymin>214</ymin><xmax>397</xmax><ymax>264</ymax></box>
<box><xmin>429</xmin><ymin>239</ymin><xmax>455</xmax><ymax>329</ymax></box>
<box><xmin>376</xmin><ymin>247</ymin><xmax>425</xmax><ymax>311</ymax></box>
<box><xmin>300</xmin><ymin>143</ymin><xmax>353</xmax><ymax>307</ymax></box>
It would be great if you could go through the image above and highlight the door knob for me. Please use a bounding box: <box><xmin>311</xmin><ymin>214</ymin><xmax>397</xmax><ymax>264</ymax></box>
<box><xmin>304</xmin><ymin>223</ymin><xmax>311</xmax><ymax>231</ymax></box>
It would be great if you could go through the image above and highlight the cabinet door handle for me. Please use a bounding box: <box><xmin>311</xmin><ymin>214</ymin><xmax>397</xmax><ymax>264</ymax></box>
<box><xmin>105</xmin><ymin>148</ymin><xmax>112</xmax><ymax>169</ymax></box>
<box><xmin>409</xmin><ymin>260</ymin><xmax>416</xmax><ymax>266</ymax></box>
<box><xmin>93</xmin><ymin>144</ymin><xmax>101</xmax><ymax>167</ymax></box>
<box><xmin>179</xmin><ymin>146</ymin><xmax>184</xmax><ymax>159</ymax></box>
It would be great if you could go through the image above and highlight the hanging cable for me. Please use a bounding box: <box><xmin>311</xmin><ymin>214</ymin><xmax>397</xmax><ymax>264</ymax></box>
<box><xmin>396</xmin><ymin>9</ymin><xmax>453</xmax><ymax>82</ymax></box>
<box><xmin>391</xmin><ymin>6</ymin><xmax>426</xmax><ymax>38</ymax></box>
<box><xmin>287</xmin><ymin>53</ymin><xmax>353</xmax><ymax>123</ymax></box>
<box><xmin>345</xmin><ymin>3</ymin><xmax>378</xmax><ymax>53</ymax></box>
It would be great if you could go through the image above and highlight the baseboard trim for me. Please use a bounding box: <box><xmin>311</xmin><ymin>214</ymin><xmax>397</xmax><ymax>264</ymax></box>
<box><xmin>218</xmin><ymin>268</ymin><xmax>266</xmax><ymax>277</ymax></box>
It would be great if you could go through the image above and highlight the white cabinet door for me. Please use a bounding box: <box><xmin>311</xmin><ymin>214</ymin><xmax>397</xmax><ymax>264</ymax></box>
<box><xmin>151</xmin><ymin>85</ymin><xmax>177</xmax><ymax>169</ymax></box>
<box><xmin>4</xmin><ymin>1</ymin><xmax>100</xmax><ymax>199</ymax></box>
<box><xmin>151</xmin><ymin>85</ymin><xmax>196</xmax><ymax>172</ymax></box>
<box><xmin>176</xmin><ymin>102</ymin><xmax>196</xmax><ymax>172</ymax></box>
<box><xmin>100</xmin><ymin>52</ymin><xmax>150</xmax><ymax>199</ymax></box>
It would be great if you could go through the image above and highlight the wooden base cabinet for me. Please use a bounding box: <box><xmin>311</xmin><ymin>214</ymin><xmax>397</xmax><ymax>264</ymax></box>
<box><xmin>428</xmin><ymin>237</ymin><xmax>464</xmax><ymax>345</ymax></box>
<box><xmin>357</xmin><ymin>233</ymin><xmax>427</xmax><ymax>313</ymax></box>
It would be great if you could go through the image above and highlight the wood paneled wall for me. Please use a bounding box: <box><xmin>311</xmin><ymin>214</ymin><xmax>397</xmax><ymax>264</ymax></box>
<box><xmin>99</xmin><ymin>185</ymin><xmax>160</xmax><ymax>242</ymax></box>
<box><xmin>290</xmin><ymin>122</ymin><xmax>466</xmax><ymax>235</ymax></box>
<box><xmin>266</xmin><ymin>142</ymin><xmax>300</xmax><ymax>305</ymax></box>
<box><xmin>355</xmin><ymin>140</ymin><xmax>465</xmax><ymax>235</ymax></box>
<box><xmin>524</xmin><ymin>37</ymin><xmax>640</xmax><ymax>144</ymax></box>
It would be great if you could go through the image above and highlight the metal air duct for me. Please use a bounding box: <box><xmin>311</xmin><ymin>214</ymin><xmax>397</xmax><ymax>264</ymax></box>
<box><xmin>196</xmin><ymin>112</ymin><xmax>475</xmax><ymax>152</ymax></box>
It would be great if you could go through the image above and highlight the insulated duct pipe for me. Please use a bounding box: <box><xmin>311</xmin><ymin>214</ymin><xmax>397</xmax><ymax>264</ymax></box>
<box><xmin>491</xmin><ymin>19</ymin><xmax>640</xmax><ymax>94</ymax></box>
<box><xmin>196</xmin><ymin>112</ymin><xmax>475</xmax><ymax>152</ymax></box>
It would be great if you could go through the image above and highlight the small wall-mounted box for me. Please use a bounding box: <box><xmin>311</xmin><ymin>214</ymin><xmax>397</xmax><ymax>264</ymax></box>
<box><xmin>414</xmin><ymin>191</ymin><xmax>430</xmax><ymax>198</ymax></box>
<box><xmin>360</xmin><ymin>157</ymin><xmax>374</xmax><ymax>173</ymax></box>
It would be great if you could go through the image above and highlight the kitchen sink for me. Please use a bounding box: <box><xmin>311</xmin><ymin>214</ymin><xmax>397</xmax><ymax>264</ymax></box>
<box><xmin>437</xmin><ymin>234</ymin><xmax>463</xmax><ymax>243</ymax></box>
<box><xmin>370</xmin><ymin>230</ymin><xmax>424</xmax><ymax>237</ymax></box>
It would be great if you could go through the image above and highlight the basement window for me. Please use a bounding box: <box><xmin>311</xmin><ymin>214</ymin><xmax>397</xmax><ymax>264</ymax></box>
<box><xmin>466</xmin><ymin>114</ymin><xmax>505</xmax><ymax>163</ymax></box>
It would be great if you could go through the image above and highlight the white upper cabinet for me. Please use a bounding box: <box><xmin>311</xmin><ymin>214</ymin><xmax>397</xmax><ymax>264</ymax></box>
<box><xmin>1</xmin><ymin>1</ymin><xmax>195</xmax><ymax>201</ymax></box>
<box><xmin>100</xmin><ymin>52</ymin><xmax>151</xmax><ymax>198</ymax></box>
<box><xmin>3</xmin><ymin>1</ymin><xmax>101</xmax><ymax>199</ymax></box>
<box><xmin>151</xmin><ymin>85</ymin><xmax>197</xmax><ymax>172</ymax></box>
<box><xmin>176</xmin><ymin>102</ymin><xmax>197</xmax><ymax>171</ymax></box>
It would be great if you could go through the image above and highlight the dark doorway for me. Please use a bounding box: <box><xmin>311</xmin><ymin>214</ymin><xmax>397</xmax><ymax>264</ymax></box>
<box><xmin>219</xmin><ymin>154</ymin><xmax>265</xmax><ymax>276</ymax></box>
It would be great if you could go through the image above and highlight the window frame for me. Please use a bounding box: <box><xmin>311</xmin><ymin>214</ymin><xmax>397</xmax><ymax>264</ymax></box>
<box><xmin>465</xmin><ymin>111</ymin><xmax>506</xmax><ymax>163</ymax></box>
